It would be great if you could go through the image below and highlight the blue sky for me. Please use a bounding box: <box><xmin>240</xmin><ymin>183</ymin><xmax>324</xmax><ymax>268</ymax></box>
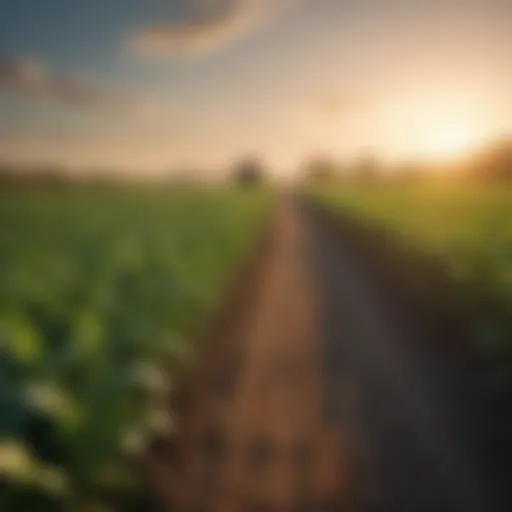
<box><xmin>1</xmin><ymin>0</ymin><xmax>511</xmax><ymax>174</ymax></box>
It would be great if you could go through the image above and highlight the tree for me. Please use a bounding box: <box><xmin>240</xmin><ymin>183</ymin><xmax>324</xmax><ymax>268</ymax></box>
<box><xmin>232</xmin><ymin>157</ymin><xmax>265</xmax><ymax>188</ymax></box>
<box><xmin>352</xmin><ymin>153</ymin><xmax>382</xmax><ymax>183</ymax></box>
<box><xmin>470</xmin><ymin>139</ymin><xmax>512</xmax><ymax>183</ymax></box>
<box><xmin>303</xmin><ymin>156</ymin><xmax>339</xmax><ymax>183</ymax></box>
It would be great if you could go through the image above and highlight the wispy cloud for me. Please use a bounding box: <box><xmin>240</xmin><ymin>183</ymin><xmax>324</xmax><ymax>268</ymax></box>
<box><xmin>311</xmin><ymin>89</ymin><xmax>379</xmax><ymax>123</ymax></box>
<box><xmin>0</xmin><ymin>56</ymin><xmax>139</xmax><ymax>110</ymax></box>
<box><xmin>132</xmin><ymin>0</ymin><xmax>301</xmax><ymax>58</ymax></box>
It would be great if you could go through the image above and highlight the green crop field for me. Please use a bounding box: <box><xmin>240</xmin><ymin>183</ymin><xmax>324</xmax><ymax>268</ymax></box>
<box><xmin>313</xmin><ymin>184</ymin><xmax>512</xmax><ymax>356</ymax></box>
<box><xmin>0</xmin><ymin>186</ymin><xmax>272</xmax><ymax>511</ymax></box>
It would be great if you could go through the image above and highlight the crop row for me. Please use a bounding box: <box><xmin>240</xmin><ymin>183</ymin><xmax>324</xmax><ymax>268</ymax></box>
<box><xmin>0</xmin><ymin>186</ymin><xmax>272</xmax><ymax>511</ymax></box>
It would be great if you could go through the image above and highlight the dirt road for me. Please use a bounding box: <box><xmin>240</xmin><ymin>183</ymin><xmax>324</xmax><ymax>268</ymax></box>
<box><xmin>147</xmin><ymin>198</ymin><xmax>508</xmax><ymax>511</ymax></box>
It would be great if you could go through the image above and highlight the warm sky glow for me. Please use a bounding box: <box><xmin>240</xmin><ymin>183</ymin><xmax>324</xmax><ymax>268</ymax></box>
<box><xmin>1</xmin><ymin>0</ymin><xmax>511</xmax><ymax>175</ymax></box>
<box><xmin>372</xmin><ymin>90</ymin><xmax>497</xmax><ymax>161</ymax></box>
<box><xmin>422</xmin><ymin>126</ymin><xmax>481</xmax><ymax>159</ymax></box>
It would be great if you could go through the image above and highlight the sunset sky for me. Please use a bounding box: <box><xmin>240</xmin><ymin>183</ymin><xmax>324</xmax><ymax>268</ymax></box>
<box><xmin>1</xmin><ymin>0</ymin><xmax>511</xmax><ymax>175</ymax></box>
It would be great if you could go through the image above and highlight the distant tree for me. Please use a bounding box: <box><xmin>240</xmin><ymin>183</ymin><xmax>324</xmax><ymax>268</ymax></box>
<box><xmin>470</xmin><ymin>139</ymin><xmax>512</xmax><ymax>183</ymax></box>
<box><xmin>353</xmin><ymin>153</ymin><xmax>382</xmax><ymax>183</ymax></box>
<box><xmin>0</xmin><ymin>163</ymin><xmax>17</xmax><ymax>183</ymax></box>
<box><xmin>232</xmin><ymin>157</ymin><xmax>265</xmax><ymax>188</ymax></box>
<box><xmin>0</xmin><ymin>162</ymin><xmax>71</xmax><ymax>188</ymax></box>
<box><xmin>36</xmin><ymin>165</ymin><xmax>68</xmax><ymax>185</ymax></box>
<box><xmin>170</xmin><ymin>169</ymin><xmax>197</xmax><ymax>185</ymax></box>
<box><xmin>392</xmin><ymin>160</ymin><xmax>425</xmax><ymax>184</ymax></box>
<box><xmin>303</xmin><ymin>156</ymin><xmax>339</xmax><ymax>183</ymax></box>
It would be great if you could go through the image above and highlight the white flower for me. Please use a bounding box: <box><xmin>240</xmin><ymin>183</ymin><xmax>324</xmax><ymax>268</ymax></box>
<box><xmin>132</xmin><ymin>362</ymin><xmax>170</xmax><ymax>395</ymax></box>
<box><xmin>0</xmin><ymin>440</ymin><xmax>69</xmax><ymax>494</ymax></box>
<box><xmin>35</xmin><ymin>466</ymin><xmax>69</xmax><ymax>496</ymax></box>
<box><xmin>25</xmin><ymin>382</ymin><xmax>69</xmax><ymax>417</ymax></box>
<box><xmin>145</xmin><ymin>409</ymin><xmax>174</xmax><ymax>436</ymax></box>
<box><xmin>0</xmin><ymin>441</ymin><xmax>33</xmax><ymax>482</ymax></box>
<box><xmin>121</xmin><ymin>427</ymin><xmax>147</xmax><ymax>456</ymax></box>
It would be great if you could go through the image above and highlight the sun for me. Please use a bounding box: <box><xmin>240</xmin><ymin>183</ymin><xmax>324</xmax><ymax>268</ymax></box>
<box><xmin>424</xmin><ymin>125</ymin><xmax>478</xmax><ymax>159</ymax></box>
<box><xmin>384</xmin><ymin>90</ymin><xmax>489</xmax><ymax>161</ymax></box>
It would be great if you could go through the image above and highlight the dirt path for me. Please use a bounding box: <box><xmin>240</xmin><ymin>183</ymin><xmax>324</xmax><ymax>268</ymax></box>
<box><xmin>147</xmin><ymin>200</ymin><xmax>345</xmax><ymax>511</ymax></box>
<box><xmin>146</xmin><ymin>198</ymin><xmax>507</xmax><ymax>512</ymax></box>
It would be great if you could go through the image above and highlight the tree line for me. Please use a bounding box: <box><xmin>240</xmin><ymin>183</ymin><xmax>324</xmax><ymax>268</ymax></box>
<box><xmin>2</xmin><ymin>138</ymin><xmax>512</xmax><ymax>187</ymax></box>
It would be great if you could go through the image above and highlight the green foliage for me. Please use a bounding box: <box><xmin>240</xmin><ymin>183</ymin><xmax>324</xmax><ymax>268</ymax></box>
<box><xmin>314</xmin><ymin>184</ymin><xmax>512</xmax><ymax>353</ymax></box>
<box><xmin>0</xmin><ymin>186</ymin><xmax>271</xmax><ymax>510</ymax></box>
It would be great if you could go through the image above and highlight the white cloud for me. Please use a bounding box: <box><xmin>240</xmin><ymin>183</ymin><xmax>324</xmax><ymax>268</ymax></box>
<box><xmin>0</xmin><ymin>56</ymin><xmax>139</xmax><ymax>110</ymax></box>
<box><xmin>132</xmin><ymin>0</ymin><xmax>301</xmax><ymax>58</ymax></box>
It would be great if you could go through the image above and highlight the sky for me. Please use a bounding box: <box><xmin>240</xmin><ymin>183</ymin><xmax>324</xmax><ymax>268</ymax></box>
<box><xmin>0</xmin><ymin>0</ymin><xmax>511</xmax><ymax>176</ymax></box>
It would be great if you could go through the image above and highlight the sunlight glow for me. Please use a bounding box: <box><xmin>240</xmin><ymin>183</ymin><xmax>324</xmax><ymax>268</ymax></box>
<box><xmin>383</xmin><ymin>91</ymin><xmax>491</xmax><ymax>162</ymax></box>
<box><xmin>422</xmin><ymin>124</ymin><xmax>480</xmax><ymax>159</ymax></box>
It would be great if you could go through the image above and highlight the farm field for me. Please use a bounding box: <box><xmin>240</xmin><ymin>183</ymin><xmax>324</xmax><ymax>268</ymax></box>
<box><xmin>1</xmin><ymin>185</ymin><xmax>511</xmax><ymax>512</ymax></box>
<box><xmin>0</xmin><ymin>186</ymin><xmax>272</xmax><ymax>511</ymax></box>
<box><xmin>312</xmin><ymin>184</ymin><xmax>512</xmax><ymax>357</ymax></box>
